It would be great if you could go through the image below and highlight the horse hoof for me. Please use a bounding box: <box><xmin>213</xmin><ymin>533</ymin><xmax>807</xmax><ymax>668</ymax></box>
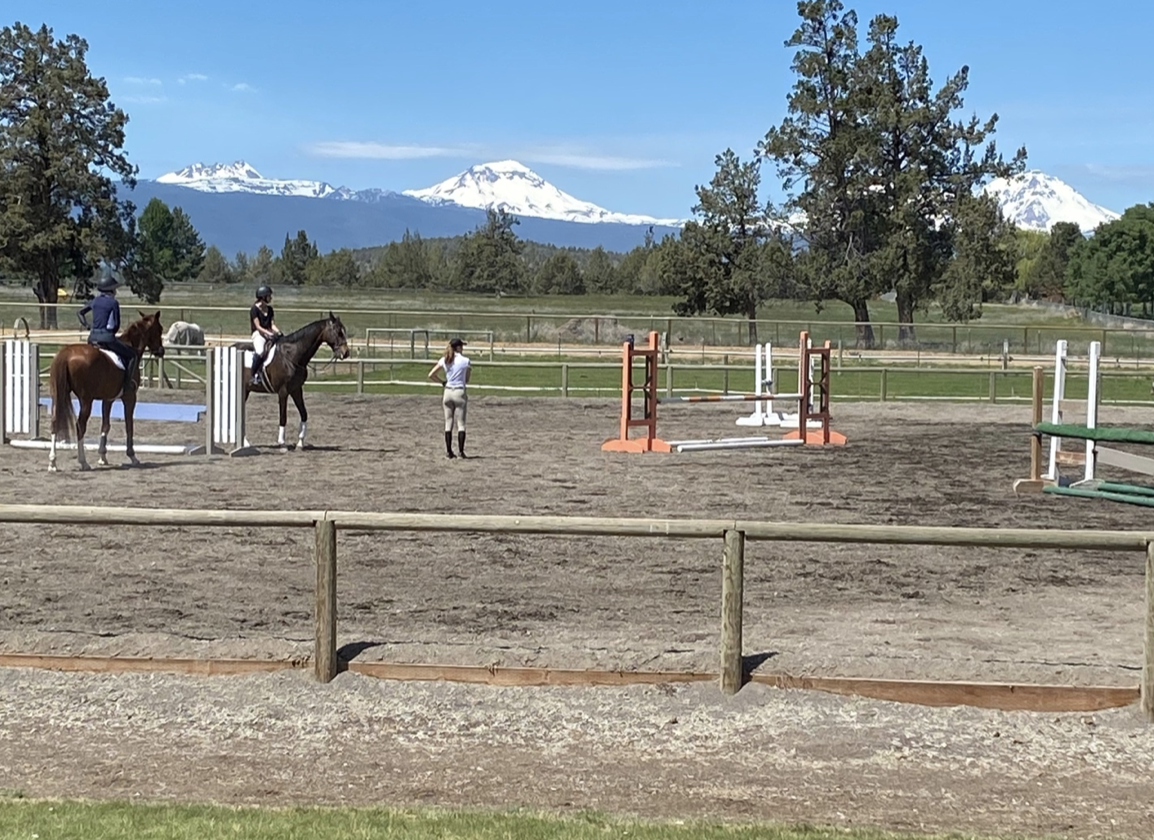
<box><xmin>79</xmin><ymin>463</ymin><xmax>92</xmax><ymax>472</ymax></box>
<box><xmin>98</xmin><ymin>458</ymin><xmax>109</xmax><ymax>467</ymax></box>
<box><xmin>48</xmin><ymin>464</ymin><xmax>57</xmax><ymax>473</ymax></box>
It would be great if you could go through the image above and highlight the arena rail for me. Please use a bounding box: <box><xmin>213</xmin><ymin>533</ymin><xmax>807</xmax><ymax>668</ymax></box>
<box><xmin>1</xmin><ymin>502</ymin><xmax>1151</xmax><ymax>720</ymax></box>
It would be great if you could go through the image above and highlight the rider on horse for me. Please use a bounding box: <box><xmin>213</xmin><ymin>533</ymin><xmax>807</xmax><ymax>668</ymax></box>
<box><xmin>77</xmin><ymin>268</ymin><xmax>137</xmax><ymax>394</ymax></box>
<box><xmin>249</xmin><ymin>284</ymin><xmax>282</xmax><ymax>386</ymax></box>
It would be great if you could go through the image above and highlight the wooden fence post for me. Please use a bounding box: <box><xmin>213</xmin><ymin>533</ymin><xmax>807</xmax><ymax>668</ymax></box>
<box><xmin>1143</xmin><ymin>541</ymin><xmax>1154</xmax><ymax>722</ymax></box>
<box><xmin>720</xmin><ymin>529</ymin><xmax>746</xmax><ymax>695</ymax></box>
<box><xmin>314</xmin><ymin>518</ymin><xmax>338</xmax><ymax>683</ymax></box>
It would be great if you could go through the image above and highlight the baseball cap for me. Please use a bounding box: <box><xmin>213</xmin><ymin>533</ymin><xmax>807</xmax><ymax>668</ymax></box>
<box><xmin>449</xmin><ymin>337</ymin><xmax>466</xmax><ymax>349</ymax></box>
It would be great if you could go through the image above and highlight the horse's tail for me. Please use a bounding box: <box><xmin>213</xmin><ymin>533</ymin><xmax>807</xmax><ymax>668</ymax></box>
<box><xmin>49</xmin><ymin>354</ymin><xmax>75</xmax><ymax>442</ymax></box>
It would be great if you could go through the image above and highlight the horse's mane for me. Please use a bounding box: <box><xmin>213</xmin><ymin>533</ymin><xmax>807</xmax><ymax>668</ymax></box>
<box><xmin>281</xmin><ymin>318</ymin><xmax>330</xmax><ymax>344</ymax></box>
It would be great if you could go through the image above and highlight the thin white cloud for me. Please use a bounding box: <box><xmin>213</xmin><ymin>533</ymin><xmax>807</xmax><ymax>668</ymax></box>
<box><xmin>519</xmin><ymin>150</ymin><xmax>674</xmax><ymax>171</ymax></box>
<box><xmin>1081</xmin><ymin>163</ymin><xmax>1154</xmax><ymax>183</ymax></box>
<box><xmin>178</xmin><ymin>73</ymin><xmax>209</xmax><ymax>84</ymax></box>
<box><xmin>306</xmin><ymin>141</ymin><xmax>470</xmax><ymax>160</ymax></box>
<box><xmin>304</xmin><ymin>140</ymin><xmax>673</xmax><ymax>170</ymax></box>
<box><xmin>121</xmin><ymin>95</ymin><xmax>167</xmax><ymax>105</ymax></box>
<box><xmin>227</xmin><ymin>82</ymin><xmax>256</xmax><ymax>92</ymax></box>
<box><xmin>124</xmin><ymin>76</ymin><xmax>162</xmax><ymax>86</ymax></box>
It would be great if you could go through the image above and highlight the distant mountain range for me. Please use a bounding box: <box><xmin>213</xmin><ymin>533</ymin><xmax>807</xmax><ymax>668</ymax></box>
<box><xmin>126</xmin><ymin>160</ymin><xmax>1120</xmax><ymax>257</ymax></box>
<box><xmin>129</xmin><ymin>160</ymin><xmax>682</xmax><ymax>256</ymax></box>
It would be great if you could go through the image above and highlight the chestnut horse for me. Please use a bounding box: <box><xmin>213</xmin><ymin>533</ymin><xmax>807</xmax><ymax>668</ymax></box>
<box><xmin>48</xmin><ymin>311</ymin><xmax>166</xmax><ymax>472</ymax></box>
<box><xmin>245</xmin><ymin>311</ymin><xmax>350</xmax><ymax>448</ymax></box>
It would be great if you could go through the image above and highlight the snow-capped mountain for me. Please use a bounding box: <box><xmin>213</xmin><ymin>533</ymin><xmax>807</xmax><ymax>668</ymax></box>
<box><xmin>402</xmin><ymin>160</ymin><xmax>683</xmax><ymax>226</ymax></box>
<box><xmin>156</xmin><ymin>161</ymin><xmax>344</xmax><ymax>199</ymax></box>
<box><xmin>984</xmin><ymin>170</ymin><xmax>1119</xmax><ymax>233</ymax></box>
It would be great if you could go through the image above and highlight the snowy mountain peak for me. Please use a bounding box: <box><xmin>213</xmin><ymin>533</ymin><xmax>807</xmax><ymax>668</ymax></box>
<box><xmin>155</xmin><ymin>160</ymin><xmax>342</xmax><ymax>199</ymax></box>
<box><xmin>984</xmin><ymin>170</ymin><xmax>1119</xmax><ymax>233</ymax></box>
<box><xmin>402</xmin><ymin>160</ymin><xmax>683</xmax><ymax>226</ymax></box>
<box><xmin>157</xmin><ymin>161</ymin><xmax>263</xmax><ymax>183</ymax></box>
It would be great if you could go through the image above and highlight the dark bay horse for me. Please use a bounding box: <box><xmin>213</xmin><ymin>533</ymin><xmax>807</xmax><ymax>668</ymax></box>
<box><xmin>245</xmin><ymin>312</ymin><xmax>350</xmax><ymax>448</ymax></box>
<box><xmin>48</xmin><ymin>311</ymin><xmax>166</xmax><ymax>472</ymax></box>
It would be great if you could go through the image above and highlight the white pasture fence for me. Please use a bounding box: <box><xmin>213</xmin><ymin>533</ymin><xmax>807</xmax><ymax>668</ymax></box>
<box><xmin>2</xmin><ymin>339</ymin><xmax>256</xmax><ymax>461</ymax></box>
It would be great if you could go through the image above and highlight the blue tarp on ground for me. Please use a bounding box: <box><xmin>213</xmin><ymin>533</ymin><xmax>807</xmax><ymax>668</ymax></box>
<box><xmin>38</xmin><ymin>397</ymin><xmax>204</xmax><ymax>423</ymax></box>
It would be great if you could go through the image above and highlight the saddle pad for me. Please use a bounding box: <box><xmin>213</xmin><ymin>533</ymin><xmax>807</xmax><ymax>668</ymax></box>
<box><xmin>99</xmin><ymin>349</ymin><xmax>125</xmax><ymax>369</ymax></box>
<box><xmin>246</xmin><ymin>343</ymin><xmax>278</xmax><ymax>367</ymax></box>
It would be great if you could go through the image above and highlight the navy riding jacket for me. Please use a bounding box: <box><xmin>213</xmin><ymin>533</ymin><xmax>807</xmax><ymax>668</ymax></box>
<box><xmin>80</xmin><ymin>294</ymin><xmax>121</xmax><ymax>344</ymax></box>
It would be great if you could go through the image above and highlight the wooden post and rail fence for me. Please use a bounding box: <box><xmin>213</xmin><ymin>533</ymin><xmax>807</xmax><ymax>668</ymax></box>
<box><xmin>0</xmin><ymin>504</ymin><xmax>1151</xmax><ymax>720</ymax></box>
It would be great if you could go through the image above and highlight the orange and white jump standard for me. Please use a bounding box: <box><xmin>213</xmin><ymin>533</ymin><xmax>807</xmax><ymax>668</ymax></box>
<box><xmin>601</xmin><ymin>331</ymin><xmax>847</xmax><ymax>453</ymax></box>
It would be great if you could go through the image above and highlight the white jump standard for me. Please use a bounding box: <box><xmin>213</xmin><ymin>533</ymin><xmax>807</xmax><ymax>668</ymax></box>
<box><xmin>1015</xmin><ymin>339</ymin><xmax>1154</xmax><ymax>507</ymax></box>
<box><xmin>2</xmin><ymin>338</ymin><xmax>257</xmax><ymax>465</ymax></box>
<box><xmin>735</xmin><ymin>340</ymin><xmax>822</xmax><ymax>429</ymax></box>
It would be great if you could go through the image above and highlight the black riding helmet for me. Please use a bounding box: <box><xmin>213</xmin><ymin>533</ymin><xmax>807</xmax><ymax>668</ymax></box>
<box><xmin>255</xmin><ymin>285</ymin><xmax>273</xmax><ymax>303</ymax></box>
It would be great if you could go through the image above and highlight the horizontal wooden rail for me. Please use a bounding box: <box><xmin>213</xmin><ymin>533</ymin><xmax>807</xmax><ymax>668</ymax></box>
<box><xmin>0</xmin><ymin>503</ymin><xmax>1151</xmax><ymax>719</ymax></box>
<box><xmin>2</xmin><ymin>504</ymin><xmax>1152</xmax><ymax>551</ymax></box>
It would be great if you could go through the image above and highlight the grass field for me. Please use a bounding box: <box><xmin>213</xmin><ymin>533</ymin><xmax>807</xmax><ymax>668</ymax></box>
<box><xmin>4</xmin><ymin>284</ymin><xmax>1153</xmax><ymax>359</ymax></box>
<box><xmin>0</xmin><ymin>799</ymin><xmax>1054</xmax><ymax>840</ymax></box>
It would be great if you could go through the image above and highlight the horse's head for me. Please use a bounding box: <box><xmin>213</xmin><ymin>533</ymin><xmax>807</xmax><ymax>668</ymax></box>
<box><xmin>323</xmin><ymin>311</ymin><xmax>350</xmax><ymax>360</ymax></box>
<box><xmin>128</xmin><ymin>311</ymin><xmax>166</xmax><ymax>358</ymax></box>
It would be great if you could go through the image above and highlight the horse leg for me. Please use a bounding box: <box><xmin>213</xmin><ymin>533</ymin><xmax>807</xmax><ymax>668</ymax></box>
<box><xmin>122</xmin><ymin>389</ymin><xmax>139</xmax><ymax>465</ymax></box>
<box><xmin>290</xmin><ymin>388</ymin><xmax>308</xmax><ymax>449</ymax></box>
<box><xmin>277</xmin><ymin>391</ymin><xmax>289</xmax><ymax>448</ymax></box>
<box><xmin>97</xmin><ymin>400</ymin><xmax>113</xmax><ymax>466</ymax></box>
<box><xmin>75</xmin><ymin>400</ymin><xmax>93</xmax><ymax>471</ymax></box>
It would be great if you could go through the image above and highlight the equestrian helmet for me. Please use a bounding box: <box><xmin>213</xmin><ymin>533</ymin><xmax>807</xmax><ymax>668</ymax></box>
<box><xmin>255</xmin><ymin>285</ymin><xmax>272</xmax><ymax>302</ymax></box>
<box><xmin>97</xmin><ymin>267</ymin><xmax>121</xmax><ymax>293</ymax></box>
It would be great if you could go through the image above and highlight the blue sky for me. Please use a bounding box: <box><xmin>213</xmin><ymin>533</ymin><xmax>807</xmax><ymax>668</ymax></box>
<box><xmin>9</xmin><ymin>0</ymin><xmax>1154</xmax><ymax>219</ymax></box>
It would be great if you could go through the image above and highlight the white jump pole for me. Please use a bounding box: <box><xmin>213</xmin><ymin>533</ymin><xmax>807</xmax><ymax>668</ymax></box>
<box><xmin>1083</xmin><ymin>340</ymin><xmax>1101</xmax><ymax>482</ymax></box>
<box><xmin>1044</xmin><ymin>339</ymin><xmax>1067</xmax><ymax>481</ymax></box>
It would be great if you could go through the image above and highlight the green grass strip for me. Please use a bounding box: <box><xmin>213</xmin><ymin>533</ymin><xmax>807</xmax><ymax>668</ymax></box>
<box><xmin>0</xmin><ymin>798</ymin><xmax>1056</xmax><ymax>840</ymax></box>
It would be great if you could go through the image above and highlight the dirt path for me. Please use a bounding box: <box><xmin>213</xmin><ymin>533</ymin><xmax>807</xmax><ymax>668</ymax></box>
<box><xmin>2</xmin><ymin>395</ymin><xmax>1153</xmax><ymax>837</ymax></box>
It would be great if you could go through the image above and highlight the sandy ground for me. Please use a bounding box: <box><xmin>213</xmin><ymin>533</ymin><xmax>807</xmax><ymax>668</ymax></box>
<box><xmin>1</xmin><ymin>393</ymin><xmax>1153</xmax><ymax>838</ymax></box>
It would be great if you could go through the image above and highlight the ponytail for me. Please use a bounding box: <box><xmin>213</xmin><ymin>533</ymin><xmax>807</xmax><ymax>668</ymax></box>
<box><xmin>443</xmin><ymin>344</ymin><xmax>456</xmax><ymax>366</ymax></box>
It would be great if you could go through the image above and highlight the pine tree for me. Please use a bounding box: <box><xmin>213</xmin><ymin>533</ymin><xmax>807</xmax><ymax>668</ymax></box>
<box><xmin>0</xmin><ymin>23</ymin><xmax>138</xmax><ymax>327</ymax></box>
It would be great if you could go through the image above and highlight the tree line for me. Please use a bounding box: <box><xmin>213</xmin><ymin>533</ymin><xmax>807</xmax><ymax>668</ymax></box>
<box><xmin>3</xmin><ymin>10</ymin><xmax>1151</xmax><ymax>342</ymax></box>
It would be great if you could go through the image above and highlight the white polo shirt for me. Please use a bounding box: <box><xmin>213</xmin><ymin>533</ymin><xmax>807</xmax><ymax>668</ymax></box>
<box><xmin>437</xmin><ymin>354</ymin><xmax>470</xmax><ymax>389</ymax></box>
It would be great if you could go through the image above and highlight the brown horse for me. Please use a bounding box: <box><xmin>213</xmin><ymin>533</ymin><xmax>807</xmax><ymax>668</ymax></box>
<box><xmin>245</xmin><ymin>312</ymin><xmax>350</xmax><ymax>448</ymax></box>
<box><xmin>48</xmin><ymin>311</ymin><xmax>166</xmax><ymax>472</ymax></box>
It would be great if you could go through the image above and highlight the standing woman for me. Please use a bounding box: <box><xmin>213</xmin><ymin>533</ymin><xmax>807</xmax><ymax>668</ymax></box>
<box><xmin>427</xmin><ymin>338</ymin><xmax>471</xmax><ymax>458</ymax></box>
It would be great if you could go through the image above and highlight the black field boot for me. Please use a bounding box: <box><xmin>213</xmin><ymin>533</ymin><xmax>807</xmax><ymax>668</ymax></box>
<box><xmin>444</xmin><ymin>431</ymin><xmax>456</xmax><ymax>459</ymax></box>
<box><xmin>457</xmin><ymin>431</ymin><xmax>467</xmax><ymax>459</ymax></box>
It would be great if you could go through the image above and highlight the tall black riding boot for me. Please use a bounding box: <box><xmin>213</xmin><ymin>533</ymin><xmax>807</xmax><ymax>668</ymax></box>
<box><xmin>457</xmin><ymin>431</ymin><xmax>467</xmax><ymax>459</ymax></box>
<box><xmin>444</xmin><ymin>431</ymin><xmax>456</xmax><ymax>458</ymax></box>
<box><xmin>250</xmin><ymin>358</ymin><xmax>263</xmax><ymax>386</ymax></box>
